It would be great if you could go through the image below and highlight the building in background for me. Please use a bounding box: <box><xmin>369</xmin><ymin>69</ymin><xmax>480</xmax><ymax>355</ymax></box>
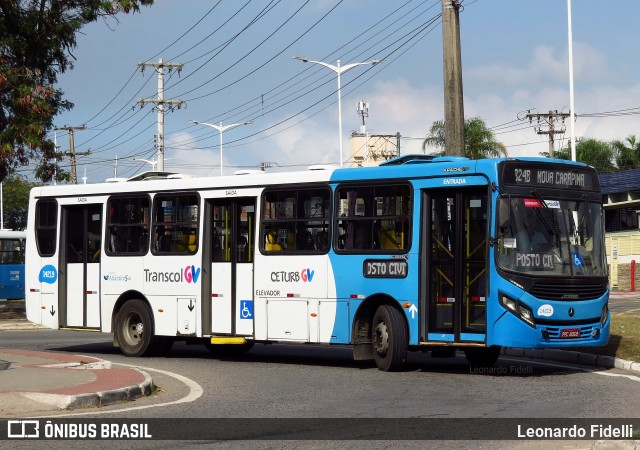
<box><xmin>600</xmin><ymin>169</ymin><xmax>640</xmax><ymax>290</ymax></box>
<box><xmin>348</xmin><ymin>132</ymin><xmax>400</xmax><ymax>167</ymax></box>
<box><xmin>346</xmin><ymin>99</ymin><xmax>400</xmax><ymax>167</ymax></box>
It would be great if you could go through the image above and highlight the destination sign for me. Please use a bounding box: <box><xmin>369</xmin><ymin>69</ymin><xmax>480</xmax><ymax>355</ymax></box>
<box><xmin>363</xmin><ymin>259</ymin><xmax>408</xmax><ymax>278</ymax></box>
<box><xmin>500</xmin><ymin>162</ymin><xmax>598</xmax><ymax>191</ymax></box>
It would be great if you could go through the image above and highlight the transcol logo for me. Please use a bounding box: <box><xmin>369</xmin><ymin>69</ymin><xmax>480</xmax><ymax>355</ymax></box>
<box><xmin>144</xmin><ymin>265</ymin><xmax>201</xmax><ymax>283</ymax></box>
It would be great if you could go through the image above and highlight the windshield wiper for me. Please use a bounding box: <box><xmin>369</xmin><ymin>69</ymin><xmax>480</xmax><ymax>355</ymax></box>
<box><xmin>530</xmin><ymin>190</ymin><xmax>554</xmax><ymax>235</ymax></box>
<box><xmin>531</xmin><ymin>190</ymin><xmax>566</xmax><ymax>262</ymax></box>
<box><xmin>576</xmin><ymin>194</ymin><xmax>589</xmax><ymax>241</ymax></box>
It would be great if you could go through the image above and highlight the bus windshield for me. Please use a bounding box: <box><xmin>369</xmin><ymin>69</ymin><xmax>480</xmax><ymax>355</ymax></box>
<box><xmin>495</xmin><ymin>195</ymin><xmax>607</xmax><ymax>277</ymax></box>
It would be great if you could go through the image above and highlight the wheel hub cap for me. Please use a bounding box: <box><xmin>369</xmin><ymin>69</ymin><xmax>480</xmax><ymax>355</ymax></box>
<box><xmin>375</xmin><ymin>322</ymin><xmax>389</xmax><ymax>356</ymax></box>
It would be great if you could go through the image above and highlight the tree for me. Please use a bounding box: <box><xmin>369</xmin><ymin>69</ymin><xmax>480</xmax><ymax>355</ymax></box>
<box><xmin>0</xmin><ymin>0</ymin><xmax>153</xmax><ymax>183</ymax></box>
<box><xmin>1</xmin><ymin>174</ymin><xmax>38</xmax><ymax>230</ymax></box>
<box><xmin>551</xmin><ymin>138</ymin><xmax>616</xmax><ymax>174</ymax></box>
<box><xmin>612</xmin><ymin>135</ymin><xmax>640</xmax><ymax>171</ymax></box>
<box><xmin>422</xmin><ymin>117</ymin><xmax>507</xmax><ymax>159</ymax></box>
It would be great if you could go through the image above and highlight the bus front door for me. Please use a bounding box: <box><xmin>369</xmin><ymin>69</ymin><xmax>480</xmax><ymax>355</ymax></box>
<box><xmin>423</xmin><ymin>188</ymin><xmax>488</xmax><ymax>344</ymax></box>
<box><xmin>203</xmin><ymin>199</ymin><xmax>255</xmax><ymax>337</ymax></box>
<box><xmin>60</xmin><ymin>204</ymin><xmax>102</xmax><ymax>329</ymax></box>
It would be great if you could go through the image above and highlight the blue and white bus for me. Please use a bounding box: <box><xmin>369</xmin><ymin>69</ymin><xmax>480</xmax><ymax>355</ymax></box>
<box><xmin>0</xmin><ymin>230</ymin><xmax>26</xmax><ymax>300</ymax></box>
<box><xmin>24</xmin><ymin>156</ymin><xmax>609</xmax><ymax>371</ymax></box>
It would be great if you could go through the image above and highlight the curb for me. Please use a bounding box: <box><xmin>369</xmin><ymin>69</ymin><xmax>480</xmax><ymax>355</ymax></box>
<box><xmin>18</xmin><ymin>367</ymin><xmax>154</xmax><ymax>410</ymax></box>
<box><xmin>503</xmin><ymin>347</ymin><xmax>640</xmax><ymax>373</ymax></box>
<box><xmin>0</xmin><ymin>321</ymin><xmax>46</xmax><ymax>331</ymax></box>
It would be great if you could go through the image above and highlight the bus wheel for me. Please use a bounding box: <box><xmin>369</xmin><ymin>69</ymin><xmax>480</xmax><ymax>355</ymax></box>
<box><xmin>464</xmin><ymin>346</ymin><xmax>501</xmax><ymax>368</ymax></box>
<box><xmin>204</xmin><ymin>341</ymin><xmax>254</xmax><ymax>356</ymax></box>
<box><xmin>372</xmin><ymin>305</ymin><xmax>408</xmax><ymax>372</ymax></box>
<box><xmin>115</xmin><ymin>299</ymin><xmax>156</xmax><ymax>357</ymax></box>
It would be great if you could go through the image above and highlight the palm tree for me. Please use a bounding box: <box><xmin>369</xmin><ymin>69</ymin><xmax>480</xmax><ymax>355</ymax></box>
<box><xmin>422</xmin><ymin>117</ymin><xmax>507</xmax><ymax>159</ymax></box>
<box><xmin>611</xmin><ymin>135</ymin><xmax>640</xmax><ymax>171</ymax></box>
<box><xmin>552</xmin><ymin>138</ymin><xmax>616</xmax><ymax>174</ymax></box>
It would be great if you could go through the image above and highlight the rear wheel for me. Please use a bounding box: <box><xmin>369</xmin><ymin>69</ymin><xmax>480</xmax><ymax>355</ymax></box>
<box><xmin>372</xmin><ymin>305</ymin><xmax>408</xmax><ymax>372</ymax></box>
<box><xmin>464</xmin><ymin>346</ymin><xmax>501</xmax><ymax>368</ymax></box>
<box><xmin>115</xmin><ymin>299</ymin><xmax>161</xmax><ymax>357</ymax></box>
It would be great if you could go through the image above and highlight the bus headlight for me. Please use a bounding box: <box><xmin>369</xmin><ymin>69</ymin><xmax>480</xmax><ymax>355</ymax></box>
<box><xmin>500</xmin><ymin>293</ymin><xmax>535</xmax><ymax>328</ymax></box>
<box><xmin>600</xmin><ymin>303</ymin><xmax>609</xmax><ymax>327</ymax></box>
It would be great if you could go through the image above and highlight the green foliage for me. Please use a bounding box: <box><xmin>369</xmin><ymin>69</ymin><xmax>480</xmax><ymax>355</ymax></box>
<box><xmin>548</xmin><ymin>138</ymin><xmax>616</xmax><ymax>174</ymax></box>
<box><xmin>0</xmin><ymin>0</ymin><xmax>153</xmax><ymax>183</ymax></box>
<box><xmin>1</xmin><ymin>174</ymin><xmax>39</xmax><ymax>230</ymax></box>
<box><xmin>422</xmin><ymin>117</ymin><xmax>507</xmax><ymax>159</ymax></box>
<box><xmin>612</xmin><ymin>135</ymin><xmax>640</xmax><ymax>171</ymax></box>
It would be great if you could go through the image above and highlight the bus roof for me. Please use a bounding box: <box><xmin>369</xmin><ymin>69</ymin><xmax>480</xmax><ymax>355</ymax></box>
<box><xmin>29</xmin><ymin>155</ymin><xmax>593</xmax><ymax>199</ymax></box>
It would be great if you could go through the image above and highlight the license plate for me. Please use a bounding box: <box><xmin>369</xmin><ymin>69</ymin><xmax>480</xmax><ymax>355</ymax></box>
<box><xmin>560</xmin><ymin>328</ymin><xmax>580</xmax><ymax>338</ymax></box>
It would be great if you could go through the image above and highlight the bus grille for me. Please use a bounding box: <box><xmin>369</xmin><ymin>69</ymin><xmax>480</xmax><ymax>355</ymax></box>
<box><xmin>541</xmin><ymin>324</ymin><xmax>597</xmax><ymax>341</ymax></box>
<box><xmin>528</xmin><ymin>282</ymin><xmax>607</xmax><ymax>301</ymax></box>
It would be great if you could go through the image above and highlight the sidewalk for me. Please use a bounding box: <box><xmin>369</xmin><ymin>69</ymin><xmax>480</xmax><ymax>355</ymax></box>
<box><xmin>0</xmin><ymin>349</ymin><xmax>153</xmax><ymax>417</ymax></box>
<box><xmin>609</xmin><ymin>290</ymin><xmax>640</xmax><ymax>298</ymax></box>
<box><xmin>0</xmin><ymin>301</ymin><xmax>154</xmax><ymax>417</ymax></box>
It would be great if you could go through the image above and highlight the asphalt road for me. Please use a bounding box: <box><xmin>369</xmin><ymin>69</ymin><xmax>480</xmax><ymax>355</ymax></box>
<box><xmin>609</xmin><ymin>293</ymin><xmax>640</xmax><ymax>315</ymax></box>
<box><xmin>2</xmin><ymin>329</ymin><xmax>640</xmax><ymax>417</ymax></box>
<box><xmin>2</xmin><ymin>329</ymin><xmax>640</xmax><ymax>448</ymax></box>
<box><xmin>2</xmin><ymin>296</ymin><xmax>640</xmax><ymax>449</ymax></box>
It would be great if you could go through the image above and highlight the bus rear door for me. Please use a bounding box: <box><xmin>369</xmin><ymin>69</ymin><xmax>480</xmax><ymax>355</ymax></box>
<box><xmin>203</xmin><ymin>198</ymin><xmax>256</xmax><ymax>338</ymax></box>
<box><xmin>422</xmin><ymin>188</ymin><xmax>488</xmax><ymax>344</ymax></box>
<box><xmin>59</xmin><ymin>204</ymin><xmax>102</xmax><ymax>329</ymax></box>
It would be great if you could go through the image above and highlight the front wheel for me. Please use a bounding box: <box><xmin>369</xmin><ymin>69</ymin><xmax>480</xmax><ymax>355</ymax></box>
<box><xmin>464</xmin><ymin>346</ymin><xmax>501</xmax><ymax>368</ymax></box>
<box><xmin>372</xmin><ymin>305</ymin><xmax>408</xmax><ymax>372</ymax></box>
<box><xmin>115</xmin><ymin>299</ymin><xmax>157</xmax><ymax>357</ymax></box>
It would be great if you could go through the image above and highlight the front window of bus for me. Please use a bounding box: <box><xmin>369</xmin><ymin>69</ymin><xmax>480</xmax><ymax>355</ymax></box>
<box><xmin>496</xmin><ymin>196</ymin><xmax>606</xmax><ymax>277</ymax></box>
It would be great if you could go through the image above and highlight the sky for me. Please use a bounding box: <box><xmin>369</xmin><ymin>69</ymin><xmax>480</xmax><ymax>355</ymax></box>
<box><xmin>37</xmin><ymin>0</ymin><xmax>640</xmax><ymax>183</ymax></box>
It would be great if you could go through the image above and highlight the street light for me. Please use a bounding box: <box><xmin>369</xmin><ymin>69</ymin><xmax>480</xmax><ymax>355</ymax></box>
<box><xmin>293</xmin><ymin>56</ymin><xmax>382</xmax><ymax>167</ymax></box>
<box><xmin>135</xmin><ymin>157</ymin><xmax>160</xmax><ymax>171</ymax></box>
<box><xmin>189</xmin><ymin>120</ymin><xmax>252</xmax><ymax>176</ymax></box>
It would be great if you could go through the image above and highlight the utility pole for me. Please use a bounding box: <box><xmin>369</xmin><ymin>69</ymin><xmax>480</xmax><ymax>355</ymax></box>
<box><xmin>54</xmin><ymin>125</ymin><xmax>89</xmax><ymax>184</ymax></box>
<box><xmin>442</xmin><ymin>0</ymin><xmax>465</xmax><ymax>156</ymax></box>
<box><xmin>524</xmin><ymin>110</ymin><xmax>570</xmax><ymax>157</ymax></box>
<box><xmin>137</xmin><ymin>59</ymin><xmax>185</xmax><ymax>172</ymax></box>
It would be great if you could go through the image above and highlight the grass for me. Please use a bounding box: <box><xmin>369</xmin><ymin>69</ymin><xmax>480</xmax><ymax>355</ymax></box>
<box><xmin>574</xmin><ymin>314</ymin><xmax>640</xmax><ymax>362</ymax></box>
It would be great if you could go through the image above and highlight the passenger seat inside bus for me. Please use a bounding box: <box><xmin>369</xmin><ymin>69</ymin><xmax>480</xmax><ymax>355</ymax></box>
<box><xmin>379</xmin><ymin>228</ymin><xmax>402</xmax><ymax>250</ymax></box>
<box><xmin>265</xmin><ymin>231</ymin><xmax>282</xmax><ymax>251</ymax></box>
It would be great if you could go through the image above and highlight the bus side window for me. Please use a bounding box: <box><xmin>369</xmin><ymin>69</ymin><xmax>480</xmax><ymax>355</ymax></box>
<box><xmin>152</xmin><ymin>194</ymin><xmax>199</xmax><ymax>255</ymax></box>
<box><xmin>35</xmin><ymin>199</ymin><xmax>58</xmax><ymax>257</ymax></box>
<box><xmin>261</xmin><ymin>186</ymin><xmax>331</xmax><ymax>254</ymax></box>
<box><xmin>336</xmin><ymin>184</ymin><xmax>410</xmax><ymax>253</ymax></box>
<box><xmin>106</xmin><ymin>196</ymin><xmax>150</xmax><ymax>256</ymax></box>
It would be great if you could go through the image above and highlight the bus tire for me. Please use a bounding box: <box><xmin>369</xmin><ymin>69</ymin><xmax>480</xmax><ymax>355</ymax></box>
<box><xmin>372</xmin><ymin>304</ymin><xmax>408</xmax><ymax>372</ymax></box>
<box><xmin>464</xmin><ymin>346</ymin><xmax>501</xmax><ymax>368</ymax></box>
<box><xmin>115</xmin><ymin>299</ymin><xmax>157</xmax><ymax>357</ymax></box>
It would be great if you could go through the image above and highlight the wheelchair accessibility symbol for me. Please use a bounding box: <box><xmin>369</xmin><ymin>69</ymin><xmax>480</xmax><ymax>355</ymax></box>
<box><xmin>240</xmin><ymin>300</ymin><xmax>253</xmax><ymax>319</ymax></box>
<box><xmin>572</xmin><ymin>252</ymin><xmax>583</xmax><ymax>268</ymax></box>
